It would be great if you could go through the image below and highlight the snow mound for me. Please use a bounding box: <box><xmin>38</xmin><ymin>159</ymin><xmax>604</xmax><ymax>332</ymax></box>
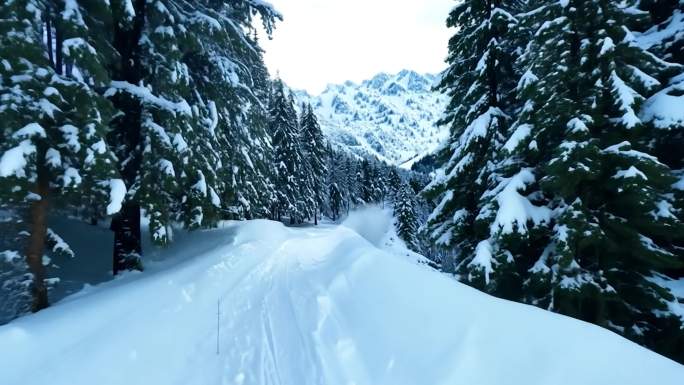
<box><xmin>1</xmin><ymin>212</ymin><xmax>682</xmax><ymax>385</ymax></box>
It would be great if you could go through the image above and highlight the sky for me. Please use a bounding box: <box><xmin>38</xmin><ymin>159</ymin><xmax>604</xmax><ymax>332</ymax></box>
<box><xmin>257</xmin><ymin>0</ymin><xmax>455</xmax><ymax>94</ymax></box>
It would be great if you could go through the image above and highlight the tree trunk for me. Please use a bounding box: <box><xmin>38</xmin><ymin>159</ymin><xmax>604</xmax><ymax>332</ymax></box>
<box><xmin>109</xmin><ymin>0</ymin><xmax>147</xmax><ymax>275</ymax></box>
<box><xmin>111</xmin><ymin>201</ymin><xmax>142</xmax><ymax>275</ymax></box>
<box><xmin>26</xmin><ymin>147</ymin><xmax>50</xmax><ymax>312</ymax></box>
<box><xmin>55</xmin><ymin>21</ymin><xmax>63</xmax><ymax>75</ymax></box>
<box><xmin>45</xmin><ymin>8</ymin><xmax>53</xmax><ymax>66</ymax></box>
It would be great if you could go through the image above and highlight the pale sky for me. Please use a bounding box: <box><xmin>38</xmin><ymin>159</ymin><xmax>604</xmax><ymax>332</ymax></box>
<box><xmin>257</xmin><ymin>0</ymin><xmax>455</xmax><ymax>94</ymax></box>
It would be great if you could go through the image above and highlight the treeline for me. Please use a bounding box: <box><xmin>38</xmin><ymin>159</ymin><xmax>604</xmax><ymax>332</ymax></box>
<box><xmin>426</xmin><ymin>0</ymin><xmax>684</xmax><ymax>362</ymax></box>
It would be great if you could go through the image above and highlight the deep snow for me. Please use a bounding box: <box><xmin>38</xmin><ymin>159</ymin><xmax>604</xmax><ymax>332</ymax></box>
<box><xmin>1</xmin><ymin>207</ymin><xmax>683</xmax><ymax>385</ymax></box>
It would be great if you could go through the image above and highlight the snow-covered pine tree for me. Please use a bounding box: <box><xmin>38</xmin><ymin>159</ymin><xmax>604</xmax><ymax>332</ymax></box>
<box><xmin>508</xmin><ymin>0</ymin><xmax>684</xmax><ymax>361</ymax></box>
<box><xmin>105</xmin><ymin>0</ymin><xmax>280</xmax><ymax>273</ymax></box>
<box><xmin>387</xmin><ymin>168</ymin><xmax>402</xmax><ymax>200</ymax></box>
<box><xmin>344</xmin><ymin>156</ymin><xmax>359</xmax><ymax>210</ymax></box>
<box><xmin>0</xmin><ymin>0</ymin><xmax>123</xmax><ymax>310</ymax></box>
<box><xmin>179</xmin><ymin>2</ymin><xmax>279</xmax><ymax>223</ymax></box>
<box><xmin>328</xmin><ymin>183</ymin><xmax>342</xmax><ymax>222</ymax></box>
<box><xmin>424</xmin><ymin>0</ymin><xmax>521</xmax><ymax>291</ymax></box>
<box><xmin>637</xmin><ymin>0</ymin><xmax>684</xmax><ymax>261</ymax></box>
<box><xmin>394</xmin><ymin>183</ymin><xmax>420</xmax><ymax>252</ymax></box>
<box><xmin>359</xmin><ymin>159</ymin><xmax>384</xmax><ymax>205</ymax></box>
<box><xmin>300</xmin><ymin>104</ymin><xmax>327</xmax><ymax>224</ymax></box>
<box><xmin>296</xmin><ymin>103</ymin><xmax>316</xmax><ymax>224</ymax></box>
<box><xmin>269</xmin><ymin>79</ymin><xmax>306</xmax><ymax>223</ymax></box>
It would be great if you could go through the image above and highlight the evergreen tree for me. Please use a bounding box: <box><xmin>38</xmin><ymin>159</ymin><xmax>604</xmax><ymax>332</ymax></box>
<box><xmin>637</xmin><ymin>0</ymin><xmax>684</xmax><ymax>267</ymax></box>
<box><xmin>329</xmin><ymin>183</ymin><xmax>342</xmax><ymax>222</ymax></box>
<box><xmin>394</xmin><ymin>183</ymin><xmax>420</xmax><ymax>252</ymax></box>
<box><xmin>0</xmin><ymin>0</ymin><xmax>122</xmax><ymax>310</ymax></box>
<box><xmin>387</xmin><ymin>168</ymin><xmax>402</xmax><ymax>200</ymax></box>
<box><xmin>514</xmin><ymin>0</ymin><xmax>684</xmax><ymax>361</ymax></box>
<box><xmin>105</xmin><ymin>0</ymin><xmax>280</xmax><ymax>273</ymax></box>
<box><xmin>300</xmin><ymin>104</ymin><xmax>327</xmax><ymax>224</ymax></box>
<box><xmin>428</xmin><ymin>0</ymin><xmax>684</xmax><ymax>362</ymax></box>
<box><xmin>269</xmin><ymin>80</ymin><xmax>305</xmax><ymax>223</ymax></box>
<box><xmin>424</xmin><ymin>0</ymin><xmax>521</xmax><ymax>291</ymax></box>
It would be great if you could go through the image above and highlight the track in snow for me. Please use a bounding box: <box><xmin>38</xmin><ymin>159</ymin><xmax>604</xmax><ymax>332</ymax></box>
<box><xmin>1</xmin><ymin>207</ymin><xmax>683</xmax><ymax>385</ymax></box>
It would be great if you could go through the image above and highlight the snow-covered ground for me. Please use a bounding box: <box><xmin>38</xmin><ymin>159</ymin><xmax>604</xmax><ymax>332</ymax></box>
<box><xmin>1</xmin><ymin>207</ymin><xmax>683</xmax><ymax>385</ymax></box>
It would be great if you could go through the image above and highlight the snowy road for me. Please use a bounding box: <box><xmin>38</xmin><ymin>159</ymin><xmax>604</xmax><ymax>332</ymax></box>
<box><xmin>1</xmin><ymin>208</ymin><xmax>683</xmax><ymax>385</ymax></box>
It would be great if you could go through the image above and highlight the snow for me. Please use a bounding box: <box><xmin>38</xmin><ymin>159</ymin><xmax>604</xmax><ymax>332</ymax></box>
<box><xmin>0</xmin><ymin>141</ymin><xmax>36</xmax><ymax>178</ymax></box>
<box><xmin>599</xmin><ymin>37</ymin><xmax>615</xmax><ymax>56</ymax></box>
<box><xmin>502</xmin><ymin>123</ymin><xmax>532</xmax><ymax>152</ymax></box>
<box><xmin>517</xmin><ymin>69</ymin><xmax>539</xmax><ymax>91</ymax></box>
<box><xmin>567</xmin><ymin>117</ymin><xmax>589</xmax><ymax>133</ymax></box>
<box><xmin>62</xmin><ymin>0</ymin><xmax>85</xmax><ymax>25</ymax></box>
<box><xmin>635</xmin><ymin>9</ymin><xmax>684</xmax><ymax>50</ymax></box>
<box><xmin>62</xmin><ymin>38</ymin><xmax>97</xmax><ymax>57</ymax></box>
<box><xmin>62</xmin><ymin>167</ymin><xmax>82</xmax><ymax>187</ymax></box>
<box><xmin>123</xmin><ymin>0</ymin><xmax>136</xmax><ymax>19</ymax></box>
<box><xmin>674</xmin><ymin>172</ymin><xmax>684</xmax><ymax>191</ymax></box>
<box><xmin>602</xmin><ymin>141</ymin><xmax>662</xmax><ymax>164</ymax></box>
<box><xmin>469</xmin><ymin>240</ymin><xmax>494</xmax><ymax>284</ymax></box>
<box><xmin>12</xmin><ymin>123</ymin><xmax>46</xmax><ymax>139</ymax></box>
<box><xmin>646</xmin><ymin>274</ymin><xmax>684</xmax><ymax>322</ymax></box>
<box><xmin>59</xmin><ymin>124</ymin><xmax>81</xmax><ymax>152</ymax></box>
<box><xmin>207</xmin><ymin>101</ymin><xmax>219</xmax><ymax>136</ymax></box>
<box><xmin>613</xmin><ymin>166</ymin><xmax>648</xmax><ymax>180</ymax></box>
<box><xmin>489</xmin><ymin>169</ymin><xmax>551</xmax><ymax>235</ymax></box>
<box><xmin>209</xmin><ymin>187</ymin><xmax>221</xmax><ymax>208</ymax></box>
<box><xmin>106</xmin><ymin>179</ymin><xmax>127</xmax><ymax>215</ymax></box>
<box><xmin>641</xmin><ymin>75</ymin><xmax>684</xmax><ymax>129</ymax></box>
<box><xmin>47</xmin><ymin>229</ymin><xmax>74</xmax><ymax>258</ymax></box>
<box><xmin>173</xmin><ymin>133</ymin><xmax>189</xmax><ymax>153</ymax></box>
<box><xmin>192</xmin><ymin>171</ymin><xmax>208</xmax><ymax>196</ymax></box>
<box><xmin>45</xmin><ymin>148</ymin><xmax>61</xmax><ymax>168</ymax></box>
<box><xmin>610</xmin><ymin>71</ymin><xmax>641</xmax><ymax>128</ymax></box>
<box><xmin>105</xmin><ymin>81</ymin><xmax>192</xmax><ymax>116</ymax></box>
<box><xmin>1</xmin><ymin>209</ymin><xmax>683</xmax><ymax>385</ymax></box>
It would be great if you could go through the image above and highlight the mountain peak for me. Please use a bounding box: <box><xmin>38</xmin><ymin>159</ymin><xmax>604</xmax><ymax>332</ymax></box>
<box><xmin>292</xmin><ymin>70</ymin><xmax>448</xmax><ymax>165</ymax></box>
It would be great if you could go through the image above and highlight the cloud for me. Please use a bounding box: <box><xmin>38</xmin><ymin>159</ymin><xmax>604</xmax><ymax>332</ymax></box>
<box><xmin>258</xmin><ymin>0</ymin><xmax>455</xmax><ymax>94</ymax></box>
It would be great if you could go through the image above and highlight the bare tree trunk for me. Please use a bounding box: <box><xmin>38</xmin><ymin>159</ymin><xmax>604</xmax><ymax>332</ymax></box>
<box><xmin>26</xmin><ymin>146</ymin><xmax>50</xmax><ymax>312</ymax></box>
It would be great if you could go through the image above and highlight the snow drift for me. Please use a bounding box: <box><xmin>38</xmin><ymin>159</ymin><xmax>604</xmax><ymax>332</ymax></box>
<box><xmin>1</xmin><ymin>209</ymin><xmax>682</xmax><ymax>385</ymax></box>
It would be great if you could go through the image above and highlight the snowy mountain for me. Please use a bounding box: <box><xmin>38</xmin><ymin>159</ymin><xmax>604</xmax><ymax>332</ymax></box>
<box><xmin>2</xmin><ymin>207</ymin><xmax>683</xmax><ymax>385</ymax></box>
<box><xmin>293</xmin><ymin>70</ymin><xmax>448</xmax><ymax>166</ymax></box>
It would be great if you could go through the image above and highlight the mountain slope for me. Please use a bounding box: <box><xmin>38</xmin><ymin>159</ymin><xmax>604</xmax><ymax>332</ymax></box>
<box><xmin>294</xmin><ymin>70</ymin><xmax>448</xmax><ymax>166</ymax></box>
<box><xmin>1</xmin><ymin>208</ymin><xmax>683</xmax><ymax>385</ymax></box>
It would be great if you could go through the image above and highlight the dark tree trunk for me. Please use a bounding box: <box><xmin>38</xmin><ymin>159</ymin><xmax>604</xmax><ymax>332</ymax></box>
<box><xmin>55</xmin><ymin>21</ymin><xmax>63</xmax><ymax>75</ymax></box>
<box><xmin>26</xmin><ymin>145</ymin><xmax>50</xmax><ymax>312</ymax></box>
<box><xmin>108</xmin><ymin>0</ymin><xmax>147</xmax><ymax>275</ymax></box>
<box><xmin>111</xmin><ymin>202</ymin><xmax>142</xmax><ymax>274</ymax></box>
<box><xmin>45</xmin><ymin>8</ymin><xmax>53</xmax><ymax>66</ymax></box>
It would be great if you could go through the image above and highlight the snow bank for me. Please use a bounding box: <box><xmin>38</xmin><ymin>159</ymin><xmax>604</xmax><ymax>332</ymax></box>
<box><xmin>1</xmin><ymin>211</ymin><xmax>682</xmax><ymax>385</ymax></box>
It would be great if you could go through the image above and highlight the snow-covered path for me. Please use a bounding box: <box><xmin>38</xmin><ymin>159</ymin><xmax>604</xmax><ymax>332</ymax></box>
<box><xmin>1</xmin><ymin>208</ymin><xmax>683</xmax><ymax>385</ymax></box>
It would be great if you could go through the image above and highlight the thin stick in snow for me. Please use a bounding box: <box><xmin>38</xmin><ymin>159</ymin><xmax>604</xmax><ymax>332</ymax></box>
<box><xmin>216</xmin><ymin>299</ymin><xmax>220</xmax><ymax>355</ymax></box>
